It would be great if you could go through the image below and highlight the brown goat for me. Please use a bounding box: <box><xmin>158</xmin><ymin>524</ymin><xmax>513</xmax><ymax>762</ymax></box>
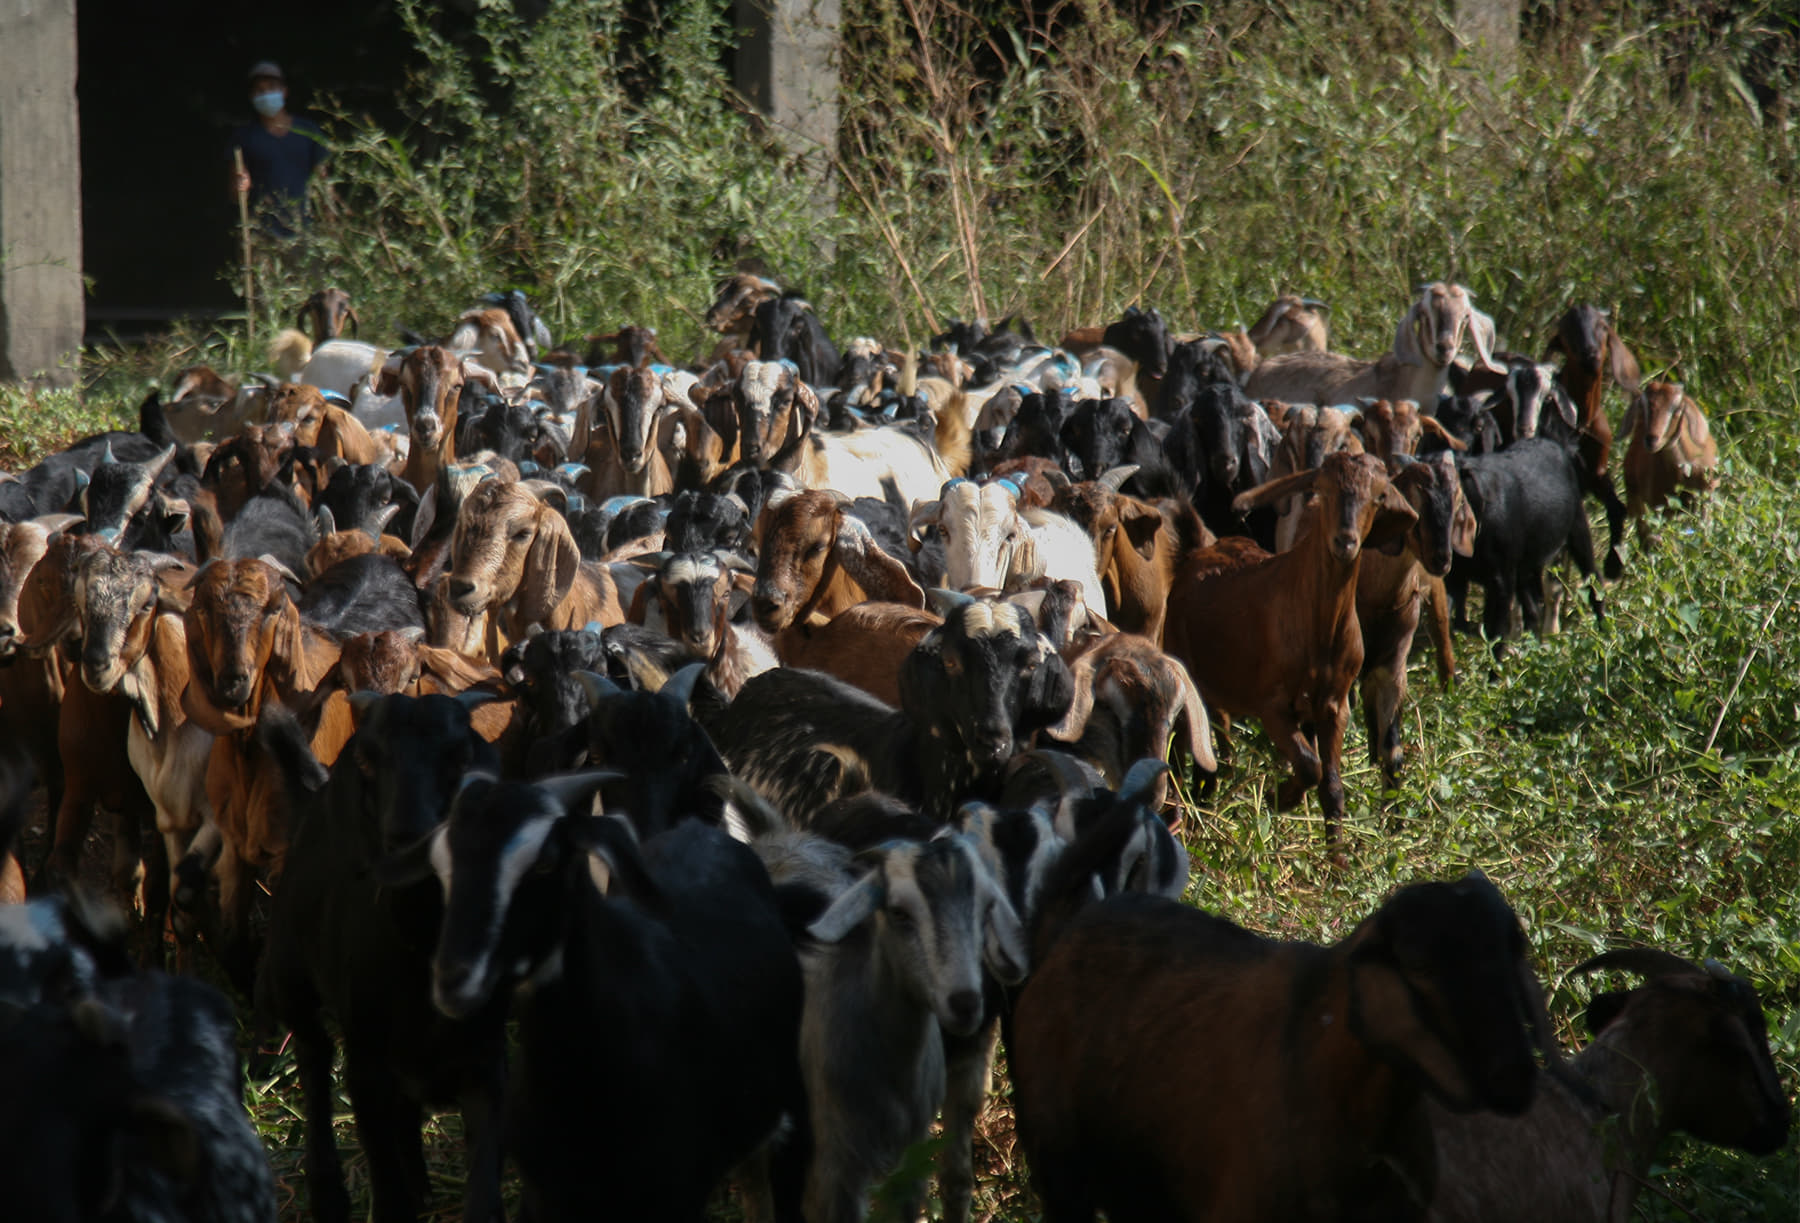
<box><xmin>749</xmin><ymin>489</ymin><xmax>925</xmax><ymax>633</ymax></box>
<box><xmin>1429</xmin><ymin>948</ymin><xmax>1789</xmax><ymax>1223</ymax></box>
<box><xmin>1164</xmin><ymin>452</ymin><xmax>1417</xmax><ymax>849</ymax></box>
<box><xmin>576</xmin><ymin>366</ymin><xmax>678</xmax><ymax>500</ymax></box>
<box><xmin>1547</xmin><ymin>303</ymin><xmax>1641</xmax><ymax>495</ymax></box>
<box><xmin>627</xmin><ymin>551</ymin><xmax>776</xmax><ymax>701</ymax></box>
<box><xmin>1011</xmin><ymin>872</ymin><xmax>1549</xmax><ymax>1222</ymax></box>
<box><xmin>202</xmin><ymin>422</ymin><xmax>295</xmax><ymax>522</ymax></box>
<box><xmin>181</xmin><ymin>557</ymin><xmax>340</xmax><ymax>979</ymax></box>
<box><xmin>310</xmin><ymin>629</ymin><xmax>510</xmax><ymax>764</ymax></box>
<box><xmin>1051</xmin><ymin>476</ymin><xmax>1205</xmax><ymax>644</ymax></box>
<box><xmin>584</xmin><ymin>324</ymin><xmax>669</xmax><ymax>369</ymax></box>
<box><xmin>1355</xmin><ymin>454</ymin><xmax>1475</xmax><ymax>789</ymax></box>
<box><xmin>444</xmin><ymin>480</ymin><xmax>625</xmax><ymax>659</ymax></box>
<box><xmin>1351</xmin><ymin>398</ymin><xmax>1465</xmax><ymax>465</ymax></box>
<box><xmin>449</xmin><ymin>307</ymin><xmax>531</xmax><ymax>376</ymax></box>
<box><xmin>296</xmin><ymin>287</ymin><xmax>359</xmax><ymax>346</ymax></box>
<box><xmin>1620</xmin><ymin>381</ymin><xmax>1719</xmax><ymax>546</ymax></box>
<box><xmin>1244</xmin><ymin>294</ymin><xmax>1330</xmax><ymax>357</ymax></box>
<box><xmin>265</xmin><ymin>382</ymin><xmax>380</xmax><ymax>466</ymax></box>
<box><xmin>774</xmin><ymin>601</ymin><xmax>942</xmax><ymax>707</ymax></box>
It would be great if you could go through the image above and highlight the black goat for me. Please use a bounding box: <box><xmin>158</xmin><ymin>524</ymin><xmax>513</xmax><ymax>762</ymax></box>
<box><xmin>380</xmin><ymin>774</ymin><xmax>806</xmax><ymax>1223</ymax></box>
<box><xmin>258</xmin><ymin>694</ymin><xmax>506</xmax><ymax>1223</ymax></box>
<box><xmin>297</xmin><ymin>552</ymin><xmax>425</xmax><ymax>637</ymax></box>
<box><xmin>1448</xmin><ymin>437</ymin><xmax>1604</xmax><ymax>650</ymax></box>
<box><xmin>1168</xmin><ymin>382</ymin><xmax>1280</xmax><ymax>544</ymax></box>
<box><xmin>664</xmin><ymin>488</ymin><xmax>753</xmax><ymax>554</ymax></box>
<box><xmin>1153</xmin><ymin>336</ymin><xmax>1238</xmax><ymax>422</ymax></box>
<box><xmin>574</xmin><ymin>664</ymin><xmax>732</xmax><ymax>835</ymax></box>
<box><xmin>317</xmin><ymin>462</ymin><xmax>418</xmax><ymax>545</ymax></box>
<box><xmin>0</xmin><ymin>894</ymin><xmax>275</xmax><ymax>1223</ymax></box>
<box><xmin>1058</xmin><ymin>396</ymin><xmax>1174</xmax><ymax>496</ymax></box>
<box><xmin>752</xmin><ymin>292</ymin><xmax>841</xmax><ymax>387</ymax></box>
<box><xmin>1426</xmin><ymin>393</ymin><xmax>1503</xmax><ymax>456</ymax></box>
<box><xmin>707</xmin><ymin>599</ymin><xmax>1075</xmax><ymax>824</ymax></box>
<box><xmin>221</xmin><ymin>482</ymin><xmax>316</xmax><ymax>578</ymax></box>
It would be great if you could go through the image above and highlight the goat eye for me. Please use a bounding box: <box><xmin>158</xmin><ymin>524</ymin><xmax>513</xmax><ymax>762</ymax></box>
<box><xmin>512</xmin><ymin>529</ymin><xmax>533</xmax><ymax>543</ymax></box>
<box><xmin>943</xmin><ymin>655</ymin><xmax>963</xmax><ymax>677</ymax></box>
<box><xmin>887</xmin><ymin>907</ymin><xmax>916</xmax><ymax>931</ymax></box>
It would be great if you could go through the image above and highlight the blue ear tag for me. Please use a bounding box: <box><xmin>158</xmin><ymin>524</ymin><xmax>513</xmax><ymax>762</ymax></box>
<box><xmin>650</xmin><ymin>363</ymin><xmax>674</xmax><ymax>376</ymax></box>
<box><xmin>517</xmin><ymin>461</ymin><xmax>541</xmax><ymax>477</ymax></box>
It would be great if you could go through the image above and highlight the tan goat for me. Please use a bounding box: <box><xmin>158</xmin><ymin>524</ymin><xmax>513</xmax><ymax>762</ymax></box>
<box><xmin>1619</xmin><ymin>381</ymin><xmax>1719</xmax><ymax>546</ymax></box>
<box><xmin>1246</xmin><ymin>281</ymin><xmax>1502</xmax><ymax>406</ymax></box>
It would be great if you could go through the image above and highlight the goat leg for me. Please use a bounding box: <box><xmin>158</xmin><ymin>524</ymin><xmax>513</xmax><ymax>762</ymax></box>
<box><xmin>293</xmin><ymin>1021</ymin><xmax>354</xmax><ymax>1223</ymax></box>
<box><xmin>344</xmin><ymin>1050</ymin><xmax>428</xmax><ymax>1223</ymax></box>
<box><xmin>1422</xmin><ymin>578</ymin><xmax>1456</xmax><ymax>689</ymax></box>
<box><xmin>1315</xmin><ymin>699</ymin><xmax>1350</xmax><ymax>851</ymax></box>
<box><xmin>459</xmin><ymin>1065</ymin><xmax>509</xmax><ymax>1223</ymax></box>
<box><xmin>938</xmin><ymin>1015</ymin><xmax>1001</xmax><ymax>1223</ymax></box>
<box><xmin>1266</xmin><ymin>711</ymin><xmax>1323</xmax><ymax>813</ymax></box>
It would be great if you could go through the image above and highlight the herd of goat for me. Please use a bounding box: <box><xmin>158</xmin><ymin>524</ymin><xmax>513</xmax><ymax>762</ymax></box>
<box><xmin>0</xmin><ymin>271</ymin><xmax>1778</xmax><ymax>1223</ymax></box>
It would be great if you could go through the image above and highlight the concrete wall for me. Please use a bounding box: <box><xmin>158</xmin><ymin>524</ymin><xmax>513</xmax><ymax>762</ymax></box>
<box><xmin>734</xmin><ymin>0</ymin><xmax>839</xmax><ymax>170</ymax></box>
<box><xmin>0</xmin><ymin>0</ymin><xmax>83</xmax><ymax>386</ymax></box>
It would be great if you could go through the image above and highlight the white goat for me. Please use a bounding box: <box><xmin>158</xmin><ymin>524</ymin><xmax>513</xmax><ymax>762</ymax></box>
<box><xmin>909</xmin><ymin>479</ymin><xmax>1108</xmax><ymax>612</ymax></box>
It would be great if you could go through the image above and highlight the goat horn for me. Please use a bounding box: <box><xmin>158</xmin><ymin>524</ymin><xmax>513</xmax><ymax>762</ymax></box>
<box><xmin>534</xmin><ymin>770</ymin><xmax>625</xmax><ymax>814</ymax></box>
<box><xmin>100</xmin><ymin>440</ymin><xmax>117</xmax><ymax>466</ymax></box>
<box><xmin>1301</xmin><ymin>298</ymin><xmax>1330</xmax><ymax>310</ymax></box>
<box><xmin>658</xmin><ymin>661</ymin><xmax>705</xmax><ymax>710</ymax></box>
<box><xmin>1096</xmin><ymin>465</ymin><xmax>1139</xmax><ymax>492</ymax></box>
<box><xmin>575</xmin><ymin>670</ymin><xmax>623</xmax><ymax>704</ymax></box>
<box><xmin>926</xmin><ymin>588</ymin><xmax>977</xmax><ymax>617</ymax></box>
<box><xmin>1574</xmin><ymin>947</ymin><xmax>1700</xmax><ymax>980</ymax></box>
<box><xmin>369</xmin><ymin>504</ymin><xmax>401</xmax><ymax>538</ymax></box>
<box><xmin>315</xmin><ymin>505</ymin><xmax>338</xmax><ymax>536</ymax></box>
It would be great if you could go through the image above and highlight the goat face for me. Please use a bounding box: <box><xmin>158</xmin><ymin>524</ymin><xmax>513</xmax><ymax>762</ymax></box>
<box><xmin>1348</xmin><ymin>872</ymin><xmax>1541</xmax><ymax>1116</ymax></box>
<box><xmin>350</xmin><ymin>694</ymin><xmax>490</xmax><ymax>853</ymax></box>
<box><xmin>653</xmin><ymin>553</ymin><xmax>733</xmax><ymax>660</ymax></box>
<box><xmin>809</xmin><ymin>837</ymin><xmax>1027</xmax><ymax>1034</ymax></box>
<box><xmin>1059</xmin><ymin>398</ymin><xmax>1137</xmax><ymax>482</ymax></box>
<box><xmin>604</xmin><ymin>367</ymin><xmax>666</xmax><ymax>475</ymax></box>
<box><xmin>1630</xmin><ymin>382</ymin><xmax>1690</xmax><ymax>454</ymax></box>
<box><xmin>337</xmin><ymin>630</ymin><xmax>424</xmax><ymax>694</ymax></box>
<box><xmin>447</xmin><ymin>482</ymin><xmax>557</xmax><ymax>616</ymax></box>
<box><xmin>581</xmin><ymin>672</ymin><xmax>727</xmax><ymax>837</ymax></box>
<box><xmin>1404</xmin><ymin>282</ymin><xmax>1497</xmax><ymax>372</ymax></box>
<box><xmin>1590</xmin><ymin>967</ymin><xmax>1790</xmax><ymax>1155</ymax></box>
<box><xmin>203</xmin><ymin>423</ymin><xmax>292</xmax><ymax>520</ymax></box>
<box><xmin>297</xmin><ymin>287</ymin><xmax>357</xmax><ymax>342</ymax></box>
<box><xmin>1393</xmin><ymin>453</ymin><xmax>1472</xmax><ymax>577</ymax></box>
<box><xmin>735</xmin><ymin>360</ymin><xmax>801</xmax><ymax>464</ymax></box>
<box><xmin>902</xmin><ymin>600</ymin><xmax>1073</xmax><ymax>775</ymax></box>
<box><xmin>1101</xmin><ymin>306</ymin><xmax>1171</xmax><ymax>379</ymax></box>
<box><xmin>187</xmin><ymin>559</ymin><xmax>293</xmax><ymax>711</ymax></box>
<box><xmin>501</xmin><ymin>629</ymin><xmax>608</xmax><ymax>738</ymax></box>
<box><xmin>70</xmin><ymin>548</ymin><xmax>166</xmax><ymax>696</ymax></box>
<box><xmin>1311</xmin><ymin>452</ymin><xmax>1416</xmax><ymax>564</ymax></box>
<box><xmin>396</xmin><ymin>347</ymin><xmax>465</xmax><ymax>454</ymax></box>
<box><xmin>1504</xmin><ymin>364</ymin><xmax>1576</xmax><ymax>441</ymax></box>
<box><xmin>750</xmin><ymin>490</ymin><xmax>839</xmax><ymax>633</ymax></box>
<box><xmin>935</xmin><ymin>481</ymin><xmax>1028</xmax><ymax>593</ymax></box>
<box><xmin>664</xmin><ymin>489</ymin><xmax>752</xmax><ymax>554</ymax></box>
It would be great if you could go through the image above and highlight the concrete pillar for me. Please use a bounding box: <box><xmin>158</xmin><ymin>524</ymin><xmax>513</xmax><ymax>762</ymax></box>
<box><xmin>1454</xmin><ymin>0</ymin><xmax>1519</xmax><ymax>84</ymax></box>
<box><xmin>735</xmin><ymin>0</ymin><xmax>839</xmax><ymax>172</ymax></box>
<box><xmin>0</xmin><ymin>0</ymin><xmax>83</xmax><ymax>386</ymax></box>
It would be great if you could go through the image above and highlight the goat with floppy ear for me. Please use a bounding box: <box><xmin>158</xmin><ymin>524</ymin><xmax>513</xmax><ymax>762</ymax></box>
<box><xmin>750</xmin><ymin>488</ymin><xmax>926</xmax><ymax>633</ymax></box>
<box><xmin>1048</xmin><ymin>634</ymin><xmax>1216</xmax><ymax>800</ymax></box>
<box><xmin>1165</xmin><ymin>453</ymin><xmax>1416</xmax><ymax>852</ymax></box>
<box><xmin>1619</xmin><ymin>381</ymin><xmax>1719</xmax><ymax>549</ymax></box>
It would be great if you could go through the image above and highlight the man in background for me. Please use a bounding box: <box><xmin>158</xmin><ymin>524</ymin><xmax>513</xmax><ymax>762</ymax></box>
<box><xmin>229</xmin><ymin>61</ymin><xmax>329</xmax><ymax>238</ymax></box>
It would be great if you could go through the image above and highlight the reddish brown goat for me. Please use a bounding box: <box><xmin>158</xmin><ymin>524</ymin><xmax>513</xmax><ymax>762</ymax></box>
<box><xmin>1164</xmin><ymin>453</ymin><xmax>1417</xmax><ymax>850</ymax></box>
<box><xmin>1052</xmin><ymin>477</ymin><xmax>1207</xmax><ymax>644</ymax></box>
<box><xmin>1548</xmin><ymin>304</ymin><xmax>1640</xmax><ymax>544</ymax></box>
<box><xmin>377</xmin><ymin>345</ymin><xmax>498</xmax><ymax>496</ymax></box>
<box><xmin>265</xmin><ymin>382</ymin><xmax>380</xmax><ymax>465</ymax></box>
<box><xmin>774</xmin><ymin>601</ymin><xmax>942</xmax><ymax>707</ymax></box>
<box><xmin>181</xmin><ymin>558</ymin><xmax>340</xmax><ymax>981</ymax></box>
<box><xmin>749</xmin><ymin>489</ymin><xmax>925</xmax><ymax>634</ymax></box>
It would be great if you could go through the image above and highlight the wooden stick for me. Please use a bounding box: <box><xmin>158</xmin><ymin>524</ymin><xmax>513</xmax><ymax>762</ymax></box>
<box><xmin>234</xmin><ymin>147</ymin><xmax>254</xmax><ymax>349</ymax></box>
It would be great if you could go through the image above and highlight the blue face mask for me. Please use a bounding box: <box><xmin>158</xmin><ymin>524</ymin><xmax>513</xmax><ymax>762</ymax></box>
<box><xmin>252</xmin><ymin>90</ymin><xmax>285</xmax><ymax>118</ymax></box>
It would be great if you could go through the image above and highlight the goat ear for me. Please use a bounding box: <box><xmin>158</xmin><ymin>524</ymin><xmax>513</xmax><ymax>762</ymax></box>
<box><xmin>564</xmin><ymin>813</ymin><xmax>659</xmax><ymax>902</ymax></box>
<box><xmin>1466</xmin><ymin>307</ymin><xmax>1502</xmax><ymax>374</ymax></box>
<box><xmin>807</xmin><ymin>870</ymin><xmax>886</xmax><ymax>943</ymax></box>
<box><xmin>1552</xmin><ymin>386</ymin><xmax>1579</xmax><ymax>429</ymax></box>
<box><xmin>1172</xmin><ymin>657</ymin><xmax>1217</xmax><ymax>773</ymax></box>
<box><xmin>517</xmin><ymin>505</ymin><xmax>581</xmax><ymax>628</ymax></box>
<box><xmin>1020</xmin><ymin>651</ymin><xmax>1076</xmax><ymax>735</ymax></box>
<box><xmin>834</xmin><ymin>515</ymin><xmax>926</xmax><ymax>607</ymax></box>
<box><xmin>376</xmin><ymin>353</ymin><xmax>405</xmax><ymax>397</ymax></box>
<box><xmin>1418</xmin><ymin>416</ymin><xmax>1467</xmax><ymax>451</ymax></box>
<box><xmin>1393</xmin><ymin>301</ymin><xmax>1428</xmax><ymax>367</ymax></box>
<box><xmin>1118</xmin><ymin>500</ymin><xmax>1164</xmax><ymax>557</ymax></box>
<box><xmin>1450</xmin><ymin>483</ymin><xmax>1479</xmax><ymax>557</ymax></box>
<box><xmin>1364</xmin><ymin>484</ymin><xmax>1419</xmax><ymax>555</ymax></box>
<box><xmin>1606</xmin><ymin>332</ymin><xmax>1643</xmax><ymax>395</ymax></box>
<box><xmin>1618</xmin><ymin>394</ymin><xmax>1643</xmax><ymax>443</ymax></box>
<box><xmin>980</xmin><ymin>872</ymin><xmax>1030</xmax><ymax>985</ymax></box>
<box><xmin>907</xmin><ymin>499</ymin><xmax>942</xmax><ymax>552</ymax></box>
<box><xmin>1348</xmin><ymin>938</ymin><xmax>1483</xmax><ymax>1112</ymax></box>
<box><xmin>345</xmin><ymin>306</ymin><xmax>361</xmax><ymax>337</ymax></box>
<box><xmin>1232</xmin><ymin>467</ymin><xmax>1319</xmax><ymax>514</ymax></box>
<box><xmin>1046</xmin><ymin>649</ymin><xmax>1097</xmax><ymax>743</ymax></box>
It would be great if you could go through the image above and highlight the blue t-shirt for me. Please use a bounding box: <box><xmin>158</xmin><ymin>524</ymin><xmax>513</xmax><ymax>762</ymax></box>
<box><xmin>230</xmin><ymin>117</ymin><xmax>329</xmax><ymax>236</ymax></box>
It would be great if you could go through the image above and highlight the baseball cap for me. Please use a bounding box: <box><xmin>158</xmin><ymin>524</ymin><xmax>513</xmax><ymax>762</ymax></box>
<box><xmin>248</xmin><ymin>61</ymin><xmax>285</xmax><ymax>83</ymax></box>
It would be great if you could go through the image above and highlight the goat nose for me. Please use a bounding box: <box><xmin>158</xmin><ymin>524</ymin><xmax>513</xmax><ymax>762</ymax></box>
<box><xmin>945</xmin><ymin>989</ymin><xmax>984</xmax><ymax>1035</ymax></box>
<box><xmin>448</xmin><ymin>578</ymin><xmax>476</xmax><ymax>599</ymax></box>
